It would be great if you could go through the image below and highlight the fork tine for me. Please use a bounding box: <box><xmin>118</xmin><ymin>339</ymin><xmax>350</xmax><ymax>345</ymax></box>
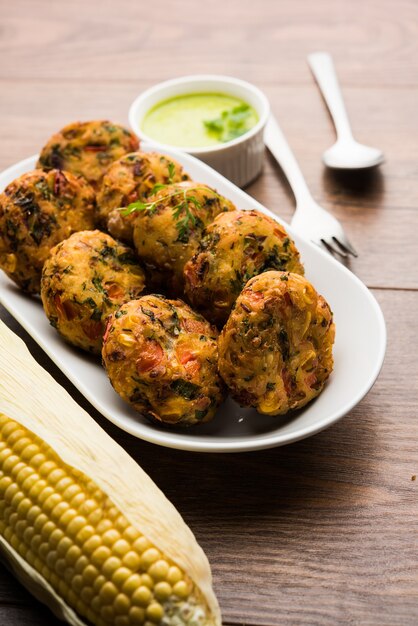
<box><xmin>332</xmin><ymin>236</ymin><xmax>358</xmax><ymax>258</ymax></box>
<box><xmin>320</xmin><ymin>238</ymin><xmax>348</xmax><ymax>259</ymax></box>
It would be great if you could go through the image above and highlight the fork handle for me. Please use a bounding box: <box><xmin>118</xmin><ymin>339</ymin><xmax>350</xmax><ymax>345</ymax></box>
<box><xmin>264</xmin><ymin>116</ymin><xmax>314</xmax><ymax>208</ymax></box>
<box><xmin>308</xmin><ymin>51</ymin><xmax>353</xmax><ymax>141</ymax></box>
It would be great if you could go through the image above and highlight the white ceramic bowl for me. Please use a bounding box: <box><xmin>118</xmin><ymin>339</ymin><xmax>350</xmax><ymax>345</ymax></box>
<box><xmin>128</xmin><ymin>75</ymin><xmax>270</xmax><ymax>187</ymax></box>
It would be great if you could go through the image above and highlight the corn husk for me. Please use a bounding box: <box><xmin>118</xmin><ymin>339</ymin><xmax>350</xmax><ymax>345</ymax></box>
<box><xmin>0</xmin><ymin>320</ymin><xmax>221</xmax><ymax>625</ymax></box>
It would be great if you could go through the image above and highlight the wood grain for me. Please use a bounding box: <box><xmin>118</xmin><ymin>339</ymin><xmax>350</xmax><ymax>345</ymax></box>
<box><xmin>0</xmin><ymin>0</ymin><xmax>417</xmax><ymax>624</ymax></box>
<box><xmin>1</xmin><ymin>0</ymin><xmax>418</xmax><ymax>87</ymax></box>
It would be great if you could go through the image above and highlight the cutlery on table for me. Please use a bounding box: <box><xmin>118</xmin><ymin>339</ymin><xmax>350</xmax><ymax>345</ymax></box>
<box><xmin>308</xmin><ymin>51</ymin><xmax>384</xmax><ymax>169</ymax></box>
<box><xmin>264</xmin><ymin>115</ymin><xmax>357</xmax><ymax>258</ymax></box>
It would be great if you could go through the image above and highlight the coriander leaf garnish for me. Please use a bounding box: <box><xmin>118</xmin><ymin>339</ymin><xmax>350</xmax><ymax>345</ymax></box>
<box><xmin>120</xmin><ymin>200</ymin><xmax>155</xmax><ymax>216</ymax></box>
<box><xmin>148</xmin><ymin>182</ymin><xmax>166</xmax><ymax>195</ymax></box>
<box><xmin>118</xmin><ymin>185</ymin><xmax>222</xmax><ymax>242</ymax></box>
<box><xmin>167</xmin><ymin>161</ymin><xmax>176</xmax><ymax>182</ymax></box>
<box><xmin>203</xmin><ymin>103</ymin><xmax>253</xmax><ymax>143</ymax></box>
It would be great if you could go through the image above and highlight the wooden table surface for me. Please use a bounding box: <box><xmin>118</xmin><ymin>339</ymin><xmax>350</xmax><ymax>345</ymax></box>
<box><xmin>0</xmin><ymin>0</ymin><xmax>417</xmax><ymax>624</ymax></box>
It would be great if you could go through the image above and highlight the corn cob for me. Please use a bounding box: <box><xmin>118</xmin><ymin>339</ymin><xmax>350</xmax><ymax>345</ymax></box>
<box><xmin>0</xmin><ymin>321</ymin><xmax>220</xmax><ymax>626</ymax></box>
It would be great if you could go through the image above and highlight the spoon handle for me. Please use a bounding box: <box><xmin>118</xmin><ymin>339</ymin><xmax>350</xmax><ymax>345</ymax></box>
<box><xmin>308</xmin><ymin>52</ymin><xmax>353</xmax><ymax>141</ymax></box>
<box><xmin>264</xmin><ymin>115</ymin><xmax>314</xmax><ymax>208</ymax></box>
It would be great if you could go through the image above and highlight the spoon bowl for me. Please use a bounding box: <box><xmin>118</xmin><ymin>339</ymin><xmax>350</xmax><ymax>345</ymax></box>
<box><xmin>323</xmin><ymin>139</ymin><xmax>384</xmax><ymax>170</ymax></box>
<box><xmin>308</xmin><ymin>52</ymin><xmax>384</xmax><ymax>171</ymax></box>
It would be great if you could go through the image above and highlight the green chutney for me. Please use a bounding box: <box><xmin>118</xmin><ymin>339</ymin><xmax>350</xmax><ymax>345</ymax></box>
<box><xmin>141</xmin><ymin>93</ymin><xmax>259</xmax><ymax>148</ymax></box>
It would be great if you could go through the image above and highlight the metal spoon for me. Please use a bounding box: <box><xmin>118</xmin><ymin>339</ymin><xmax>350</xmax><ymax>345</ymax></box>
<box><xmin>308</xmin><ymin>52</ymin><xmax>384</xmax><ymax>169</ymax></box>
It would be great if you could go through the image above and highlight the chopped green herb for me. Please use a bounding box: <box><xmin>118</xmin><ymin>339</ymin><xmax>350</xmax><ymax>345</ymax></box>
<box><xmin>34</xmin><ymin>180</ymin><xmax>51</xmax><ymax>200</ymax></box>
<box><xmin>92</xmin><ymin>276</ymin><xmax>105</xmax><ymax>294</ymax></box>
<box><xmin>170</xmin><ymin>378</ymin><xmax>201</xmax><ymax>400</ymax></box>
<box><xmin>119</xmin><ymin>185</ymin><xmax>221</xmax><ymax>242</ymax></box>
<box><xmin>167</xmin><ymin>161</ymin><xmax>176</xmax><ymax>182</ymax></box>
<box><xmin>149</xmin><ymin>182</ymin><xmax>166</xmax><ymax>195</ymax></box>
<box><xmin>141</xmin><ymin>307</ymin><xmax>156</xmax><ymax>322</ymax></box>
<box><xmin>195</xmin><ymin>408</ymin><xmax>208</xmax><ymax>421</ymax></box>
<box><xmin>278</xmin><ymin>328</ymin><xmax>290</xmax><ymax>361</ymax></box>
<box><xmin>49</xmin><ymin>317</ymin><xmax>58</xmax><ymax>329</ymax></box>
<box><xmin>203</xmin><ymin>103</ymin><xmax>253</xmax><ymax>143</ymax></box>
<box><xmin>117</xmin><ymin>251</ymin><xmax>138</xmax><ymax>265</ymax></box>
<box><xmin>100</xmin><ymin>244</ymin><xmax>116</xmax><ymax>259</ymax></box>
<box><xmin>82</xmin><ymin>297</ymin><xmax>97</xmax><ymax>308</ymax></box>
<box><xmin>90</xmin><ymin>308</ymin><xmax>102</xmax><ymax>321</ymax></box>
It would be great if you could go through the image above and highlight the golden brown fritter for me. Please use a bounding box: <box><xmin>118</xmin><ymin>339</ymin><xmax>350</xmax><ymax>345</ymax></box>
<box><xmin>96</xmin><ymin>151</ymin><xmax>190</xmax><ymax>243</ymax></box>
<box><xmin>132</xmin><ymin>181</ymin><xmax>236</xmax><ymax>295</ymax></box>
<box><xmin>37</xmin><ymin>121</ymin><xmax>139</xmax><ymax>188</ymax></box>
<box><xmin>102</xmin><ymin>295</ymin><xmax>225</xmax><ymax>426</ymax></box>
<box><xmin>0</xmin><ymin>169</ymin><xmax>95</xmax><ymax>293</ymax></box>
<box><xmin>218</xmin><ymin>271</ymin><xmax>335</xmax><ymax>415</ymax></box>
<box><xmin>41</xmin><ymin>230</ymin><xmax>146</xmax><ymax>354</ymax></box>
<box><xmin>184</xmin><ymin>209</ymin><xmax>304</xmax><ymax>326</ymax></box>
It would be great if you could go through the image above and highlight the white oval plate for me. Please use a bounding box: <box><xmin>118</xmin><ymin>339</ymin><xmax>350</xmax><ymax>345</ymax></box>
<box><xmin>0</xmin><ymin>149</ymin><xmax>386</xmax><ymax>452</ymax></box>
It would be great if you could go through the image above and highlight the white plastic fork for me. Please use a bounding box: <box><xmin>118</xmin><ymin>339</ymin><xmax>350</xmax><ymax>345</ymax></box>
<box><xmin>264</xmin><ymin>115</ymin><xmax>357</xmax><ymax>259</ymax></box>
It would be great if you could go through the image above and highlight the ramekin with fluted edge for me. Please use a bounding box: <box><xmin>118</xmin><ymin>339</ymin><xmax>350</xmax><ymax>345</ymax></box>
<box><xmin>128</xmin><ymin>75</ymin><xmax>270</xmax><ymax>188</ymax></box>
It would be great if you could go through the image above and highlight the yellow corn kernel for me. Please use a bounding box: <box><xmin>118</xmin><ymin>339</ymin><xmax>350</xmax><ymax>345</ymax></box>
<box><xmin>49</xmin><ymin>527</ymin><xmax>64</xmax><ymax>548</ymax></box>
<box><xmin>115</xmin><ymin>592</ymin><xmax>130</xmax><ymax>614</ymax></box>
<box><xmin>37</xmin><ymin>485</ymin><xmax>55</xmax><ymax>504</ymax></box>
<box><xmin>80</xmin><ymin>585</ymin><xmax>94</xmax><ymax>604</ymax></box>
<box><xmin>112</xmin><ymin>566</ymin><xmax>132</xmax><ymax>588</ymax></box>
<box><xmin>100</xmin><ymin>605</ymin><xmax>115</xmax><ymax>622</ymax></box>
<box><xmin>122</xmin><ymin>573</ymin><xmax>142</xmax><ymax>596</ymax></box>
<box><xmin>91</xmin><ymin>546</ymin><xmax>112</xmax><ymax>568</ymax></box>
<box><xmin>173</xmin><ymin>579</ymin><xmax>191</xmax><ymax>598</ymax></box>
<box><xmin>113</xmin><ymin>538</ymin><xmax>130</xmax><ymax>558</ymax></box>
<box><xmin>102</xmin><ymin>528</ymin><xmax>120</xmax><ymax>547</ymax></box>
<box><xmin>102</xmin><ymin>555</ymin><xmax>122</xmax><ymax>577</ymax></box>
<box><xmin>140</xmin><ymin>548</ymin><xmax>160</xmax><ymax>569</ymax></box>
<box><xmin>167</xmin><ymin>565</ymin><xmax>183</xmax><ymax>585</ymax></box>
<box><xmin>83</xmin><ymin>564</ymin><xmax>99</xmax><ymax>585</ymax></box>
<box><xmin>148</xmin><ymin>559</ymin><xmax>169</xmax><ymax>581</ymax></box>
<box><xmin>74</xmin><ymin>554</ymin><xmax>90</xmax><ymax>574</ymax></box>
<box><xmin>99</xmin><ymin>580</ymin><xmax>118</xmax><ymax>604</ymax></box>
<box><xmin>84</xmin><ymin>534</ymin><xmax>102</xmax><ymax>555</ymax></box>
<box><xmin>133</xmin><ymin>536</ymin><xmax>151</xmax><ymax>554</ymax></box>
<box><xmin>129</xmin><ymin>606</ymin><xmax>146</xmax><ymax>624</ymax></box>
<box><xmin>56</xmin><ymin>536</ymin><xmax>72</xmax><ymax>558</ymax></box>
<box><xmin>123</xmin><ymin>526</ymin><xmax>140</xmax><ymax>543</ymax></box>
<box><xmin>146</xmin><ymin>602</ymin><xmax>164</xmax><ymax>622</ymax></box>
<box><xmin>9</xmin><ymin>460</ymin><xmax>26</xmax><ymax>477</ymax></box>
<box><xmin>141</xmin><ymin>573</ymin><xmax>154</xmax><ymax>589</ymax></box>
<box><xmin>122</xmin><ymin>550</ymin><xmax>141</xmax><ymax>571</ymax></box>
<box><xmin>3</xmin><ymin>454</ymin><xmax>21</xmax><ymax>474</ymax></box>
<box><xmin>132</xmin><ymin>585</ymin><xmax>152</xmax><ymax>607</ymax></box>
<box><xmin>38</xmin><ymin>460</ymin><xmax>57</xmax><ymax>477</ymax></box>
<box><xmin>41</xmin><ymin>524</ymin><xmax>56</xmax><ymax>544</ymax></box>
<box><xmin>75</xmin><ymin>524</ymin><xmax>95</xmax><ymax>545</ymax></box>
<box><xmin>154</xmin><ymin>581</ymin><xmax>172</xmax><ymax>601</ymax></box>
<box><xmin>118</xmin><ymin>333</ymin><xmax>136</xmax><ymax>347</ymax></box>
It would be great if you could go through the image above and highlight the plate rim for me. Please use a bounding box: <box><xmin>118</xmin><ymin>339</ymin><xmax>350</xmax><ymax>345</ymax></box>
<box><xmin>0</xmin><ymin>151</ymin><xmax>387</xmax><ymax>452</ymax></box>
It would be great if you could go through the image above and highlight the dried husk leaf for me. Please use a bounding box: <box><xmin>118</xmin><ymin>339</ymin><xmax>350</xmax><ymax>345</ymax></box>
<box><xmin>0</xmin><ymin>320</ymin><xmax>221</xmax><ymax>625</ymax></box>
<box><xmin>0</xmin><ymin>537</ymin><xmax>86</xmax><ymax>625</ymax></box>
